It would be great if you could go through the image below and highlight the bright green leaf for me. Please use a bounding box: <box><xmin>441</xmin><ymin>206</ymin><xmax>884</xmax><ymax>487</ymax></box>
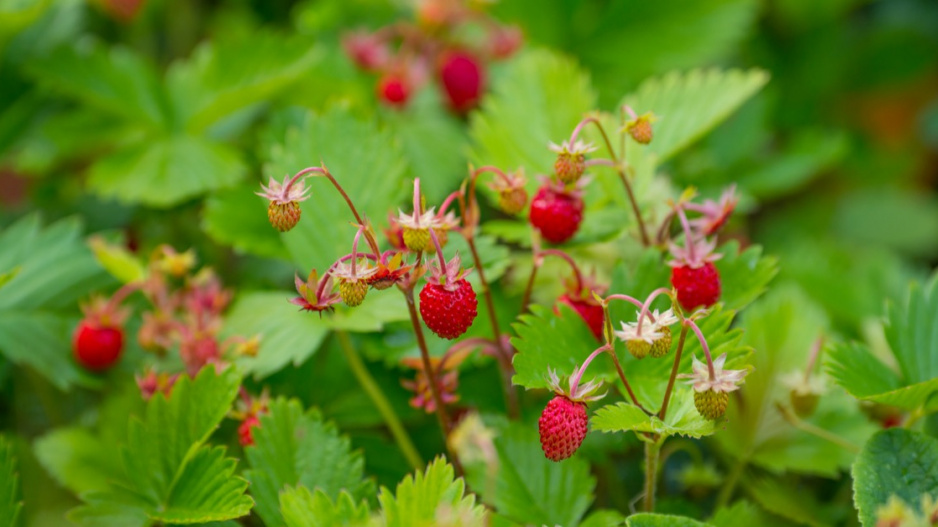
<box><xmin>511</xmin><ymin>303</ymin><xmax>602</xmax><ymax>390</ymax></box>
<box><xmin>853</xmin><ymin>429</ymin><xmax>938</xmax><ymax>527</ymax></box>
<box><xmin>244</xmin><ymin>398</ymin><xmax>372</xmax><ymax>527</ymax></box>
<box><xmin>87</xmin><ymin>135</ymin><xmax>247</xmax><ymax>208</ymax></box>
<box><xmin>714</xmin><ymin>242</ymin><xmax>778</xmax><ymax>312</ymax></box>
<box><xmin>580</xmin><ymin>509</ymin><xmax>627</xmax><ymax>527</ymax></box>
<box><xmin>592</xmin><ymin>387</ymin><xmax>716</xmax><ymax>439</ymax></box>
<box><xmin>377</xmin><ymin>457</ymin><xmax>486</xmax><ymax>527</ymax></box>
<box><xmin>34</xmin><ymin>427</ymin><xmax>122</xmax><ymax>495</ymax></box>
<box><xmin>625</xmin><ymin>513</ymin><xmax>711</xmax><ymax>527</ymax></box>
<box><xmin>280</xmin><ymin>487</ymin><xmax>370</xmax><ymax>527</ymax></box>
<box><xmin>88</xmin><ymin>237</ymin><xmax>147</xmax><ymax>284</ymax></box>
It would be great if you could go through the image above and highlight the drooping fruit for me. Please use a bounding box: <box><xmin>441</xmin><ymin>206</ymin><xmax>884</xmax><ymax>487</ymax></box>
<box><xmin>694</xmin><ymin>389</ymin><xmax>729</xmax><ymax>420</ymax></box>
<box><xmin>670</xmin><ymin>261</ymin><xmax>721</xmax><ymax>311</ymax></box>
<box><xmin>438</xmin><ymin>51</ymin><xmax>484</xmax><ymax>114</ymax></box>
<box><xmin>539</xmin><ymin>395</ymin><xmax>588</xmax><ymax>461</ymax></box>
<box><xmin>73</xmin><ymin>321</ymin><xmax>124</xmax><ymax>371</ymax></box>
<box><xmin>529</xmin><ymin>184</ymin><xmax>584</xmax><ymax>244</ymax></box>
<box><xmin>378</xmin><ymin>74</ymin><xmax>410</xmax><ymax>108</ymax></box>
<box><xmin>419</xmin><ymin>278</ymin><xmax>478</xmax><ymax>339</ymax></box>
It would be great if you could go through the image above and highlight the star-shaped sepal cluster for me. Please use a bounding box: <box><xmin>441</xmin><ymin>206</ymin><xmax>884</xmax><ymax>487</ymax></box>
<box><xmin>256</xmin><ymin>175</ymin><xmax>312</xmax><ymax>232</ymax></box>
<box><xmin>330</xmin><ymin>259</ymin><xmax>380</xmax><ymax>307</ymax></box>
<box><xmin>395</xmin><ymin>208</ymin><xmax>460</xmax><ymax>252</ymax></box>
<box><xmin>289</xmin><ymin>269</ymin><xmax>341</xmax><ymax>315</ymax></box>
<box><xmin>678</xmin><ymin>353</ymin><xmax>749</xmax><ymax>420</ymax></box>
<box><xmin>488</xmin><ymin>168</ymin><xmax>529</xmax><ymax>215</ymax></box>
<box><xmin>365</xmin><ymin>252</ymin><xmax>413</xmax><ymax>290</ymax></box>
<box><xmin>614</xmin><ymin>309</ymin><xmax>679</xmax><ymax>360</ymax></box>
<box><xmin>549</xmin><ymin>140</ymin><xmax>598</xmax><ymax>184</ymax></box>
<box><xmin>688</xmin><ymin>185</ymin><xmax>738</xmax><ymax>237</ymax></box>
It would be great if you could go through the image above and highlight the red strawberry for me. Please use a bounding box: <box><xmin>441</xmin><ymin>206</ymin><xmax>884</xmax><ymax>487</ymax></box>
<box><xmin>378</xmin><ymin>75</ymin><xmax>410</xmax><ymax>108</ymax></box>
<box><xmin>558</xmin><ymin>295</ymin><xmax>603</xmax><ymax>340</ymax></box>
<box><xmin>539</xmin><ymin>395</ymin><xmax>588</xmax><ymax>461</ymax></box>
<box><xmin>670</xmin><ymin>261</ymin><xmax>721</xmax><ymax>311</ymax></box>
<box><xmin>438</xmin><ymin>51</ymin><xmax>484</xmax><ymax>114</ymax></box>
<box><xmin>529</xmin><ymin>184</ymin><xmax>584</xmax><ymax>244</ymax></box>
<box><xmin>73</xmin><ymin>321</ymin><xmax>124</xmax><ymax>371</ymax></box>
<box><xmin>238</xmin><ymin>414</ymin><xmax>261</xmax><ymax>446</ymax></box>
<box><xmin>420</xmin><ymin>278</ymin><xmax>478</xmax><ymax>339</ymax></box>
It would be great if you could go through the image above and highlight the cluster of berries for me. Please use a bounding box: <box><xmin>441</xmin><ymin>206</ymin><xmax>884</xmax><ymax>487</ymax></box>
<box><xmin>72</xmin><ymin>243</ymin><xmax>258</xmax><ymax>396</ymax></box>
<box><xmin>342</xmin><ymin>0</ymin><xmax>521</xmax><ymax>112</ymax></box>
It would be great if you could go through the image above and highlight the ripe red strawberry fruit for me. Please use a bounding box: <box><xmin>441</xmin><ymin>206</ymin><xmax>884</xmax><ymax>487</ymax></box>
<box><xmin>238</xmin><ymin>414</ymin><xmax>261</xmax><ymax>446</ymax></box>
<box><xmin>558</xmin><ymin>295</ymin><xmax>603</xmax><ymax>340</ymax></box>
<box><xmin>438</xmin><ymin>51</ymin><xmax>484</xmax><ymax>114</ymax></box>
<box><xmin>539</xmin><ymin>395</ymin><xmax>588</xmax><ymax>461</ymax></box>
<box><xmin>529</xmin><ymin>184</ymin><xmax>584</xmax><ymax>244</ymax></box>
<box><xmin>378</xmin><ymin>74</ymin><xmax>410</xmax><ymax>108</ymax></box>
<box><xmin>73</xmin><ymin>321</ymin><xmax>124</xmax><ymax>371</ymax></box>
<box><xmin>670</xmin><ymin>261</ymin><xmax>721</xmax><ymax>311</ymax></box>
<box><xmin>420</xmin><ymin>278</ymin><xmax>478</xmax><ymax>339</ymax></box>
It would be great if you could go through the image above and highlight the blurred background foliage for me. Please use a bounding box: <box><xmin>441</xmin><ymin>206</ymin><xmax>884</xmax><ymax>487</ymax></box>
<box><xmin>0</xmin><ymin>0</ymin><xmax>937</xmax><ymax>525</ymax></box>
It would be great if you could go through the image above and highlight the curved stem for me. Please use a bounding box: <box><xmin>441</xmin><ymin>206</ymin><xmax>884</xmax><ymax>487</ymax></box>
<box><xmin>657</xmin><ymin>325</ymin><xmax>688</xmax><ymax>421</ymax></box>
<box><xmin>804</xmin><ymin>336</ymin><xmax>824</xmax><ymax>383</ymax></box>
<box><xmin>336</xmin><ymin>331</ymin><xmax>424</xmax><ymax>469</ymax></box>
<box><xmin>604</xmin><ymin>294</ymin><xmax>645</xmax><ymax>312</ymax></box>
<box><xmin>636</xmin><ymin>288</ymin><xmax>670</xmax><ymax>333</ymax></box>
<box><xmin>569</xmin><ymin>344</ymin><xmax>611</xmax><ymax>393</ymax></box>
<box><xmin>685</xmin><ymin>319</ymin><xmax>715</xmax><ymax>380</ymax></box>
<box><xmin>676</xmin><ymin>207</ymin><xmax>696</xmax><ymax>262</ymax></box>
<box><xmin>298</xmin><ymin>165</ymin><xmax>382</xmax><ymax>256</ymax></box>
<box><xmin>608</xmin><ymin>348</ymin><xmax>651</xmax><ymax>415</ymax></box>
<box><xmin>655</xmin><ymin>209</ymin><xmax>676</xmax><ymax>245</ymax></box>
<box><xmin>775</xmin><ymin>403</ymin><xmax>861</xmax><ymax>453</ymax></box>
<box><xmin>105</xmin><ymin>282</ymin><xmax>142</xmax><ymax>313</ymax></box>
<box><xmin>519</xmin><ymin>254</ymin><xmax>540</xmax><ymax>316</ymax></box>
<box><xmin>350</xmin><ymin>226</ymin><xmax>364</xmax><ymax>276</ymax></box>
<box><xmin>584</xmin><ymin>158</ymin><xmax>616</xmax><ymax>168</ymax></box>
<box><xmin>400</xmin><ymin>283</ymin><xmax>464</xmax><ymax>476</ymax></box>
<box><xmin>428</xmin><ymin>227</ymin><xmax>448</xmax><ymax>273</ymax></box>
<box><xmin>438</xmin><ymin>190</ymin><xmax>462</xmax><ymax>218</ymax></box>
<box><xmin>538</xmin><ymin>249</ymin><xmax>585</xmax><ymax>293</ymax></box>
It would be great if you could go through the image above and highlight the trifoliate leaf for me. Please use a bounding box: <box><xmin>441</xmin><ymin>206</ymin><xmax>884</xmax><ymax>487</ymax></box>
<box><xmin>715</xmin><ymin>242</ymin><xmax>778</xmax><ymax>312</ymax></box>
<box><xmin>592</xmin><ymin>386</ymin><xmax>716</xmax><ymax>439</ymax></box>
<box><xmin>0</xmin><ymin>215</ymin><xmax>111</xmax><ymax>388</ymax></box>
<box><xmin>166</xmin><ymin>32</ymin><xmax>319</xmax><ymax>134</ymax></box>
<box><xmin>465</xmin><ymin>424</ymin><xmax>595</xmax><ymax>527</ymax></box>
<box><xmin>0</xmin><ymin>435</ymin><xmax>22</xmax><ymax>527</ymax></box>
<box><xmin>827</xmin><ymin>273</ymin><xmax>938</xmax><ymax>411</ymax></box>
<box><xmin>376</xmin><ymin>457</ymin><xmax>486</xmax><ymax>527</ymax></box>
<box><xmin>263</xmin><ymin>106</ymin><xmax>408</xmax><ymax>273</ymax></box>
<box><xmin>853</xmin><ymin>428</ymin><xmax>938</xmax><ymax>527</ymax></box>
<box><xmin>619</xmin><ymin>68</ymin><xmax>769</xmax><ymax>164</ymax></box>
<box><xmin>280</xmin><ymin>487</ymin><xmax>370</xmax><ymax>527</ymax></box>
<box><xmin>470</xmin><ymin>49</ymin><xmax>597</xmax><ymax>180</ymax></box>
<box><xmin>70</xmin><ymin>367</ymin><xmax>253</xmax><ymax>526</ymax></box>
<box><xmin>625</xmin><ymin>513</ymin><xmax>711</xmax><ymax>527</ymax></box>
<box><xmin>222</xmin><ymin>291</ymin><xmax>330</xmax><ymax>379</ymax></box>
<box><xmin>244</xmin><ymin>398</ymin><xmax>373</xmax><ymax>527</ymax></box>
<box><xmin>87</xmin><ymin>135</ymin><xmax>247</xmax><ymax>208</ymax></box>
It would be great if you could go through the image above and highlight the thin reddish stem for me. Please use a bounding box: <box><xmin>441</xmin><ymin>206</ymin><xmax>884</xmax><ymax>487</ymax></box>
<box><xmin>604</xmin><ymin>293</ymin><xmax>645</xmax><ymax>311</ymax></box>
<box><xmin>428</xmin><ymin>227</ymin><xmax>447</xmax><ymax>275</ymax></box>
<box><xmin>676</xmin><ymin>207</ymin><xmax>696</xmax><ymax>262</ymax></box>
<box><xmin>637</xmin><ymin>288</ymin><xmax>670</xmax><ymax>333</ymax></box>
<box><xmin>685</xmin><ymin>319</ymin><xmax>715</xmax><ymax>380</ymax></box>
<box><xmin>538</xmin><ymin>249</ymin><xmax>585</xmax><ymax>293</ymax></box>
<box><xmin>569</xmin><ymin>344</ymin><xmax>611</xmax><ymax>393</ymax></box>
<box><xmin>657</xmin><ymin>325</ymin><xmax>688</xmax><ymax>420</ymax></box>
<box><xmin>350</xmin><ymin>225</ymin><xmax>364</xmax><ymax>276</ymax></box>
<box><xmin>437</xmin><ymin>190</ymin><xmax>462</xmax><ymax>217</ymax></box>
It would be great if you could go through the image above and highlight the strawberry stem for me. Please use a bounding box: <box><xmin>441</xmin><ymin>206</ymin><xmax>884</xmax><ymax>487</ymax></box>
<box><xmin>569</xmin><ymin>343</ymin><xmax>610</xmax><ymax>394</ymax></box>
<box><xmin>350</xmin><ymin>225</ymin><xmax>364</xmax><ymax>276</ymax></box>
<box><xmin>657</xmin><ymin>324</ymin><xmax>689</xmax><ymax>421</ymax></box>
<box><xmin>428</xmin><ymin>227</ymin><xmax>448</xmax><ymax>277</ymax></box>
<box><xmin>804</xmin><ymin>336</ymin><xmax>825</xmax><ymax>384</ymax></box>
<box><xmin>685</xmin><ymin>318</ymin><xmax>715</xmax><ymax>380</ymax></box>
<box><xmin>537</xmin><ymin>249</ymin><xmax>585</xmax><ymax>294</ymax></box>
<box><xmin>643</xmin><ymin>438</ymin><xmax>662</xmax><ymax>512</ymax></box>
<box><xmin>636</xmin><ymin>288</ymin><xmax>670</xmax><ymax>334</ymax></box>
<box><xmin>676</xmin><ymin>207</ymin><xmax>697</xmax><ymax>262</ymax></box>
<box><xmin>604</xmin><ymin>293</ymin><xmax>645</xmax><ymax>311</ymax></box>
<box><xmin>297</xmin><ymin>165</ymin><xmax>382</xmax><ymax>257</ymax></box>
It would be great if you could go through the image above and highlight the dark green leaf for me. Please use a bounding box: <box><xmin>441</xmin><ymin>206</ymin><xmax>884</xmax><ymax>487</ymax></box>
<box><xmin>0</xmin><ymin>435</ymin><xmax>22</xmax><ymax>527</ymax></box>
<box><xmin>625</xmin><ymin>513</ymin><xmax>711</xmax><ymax>527</ymax></box>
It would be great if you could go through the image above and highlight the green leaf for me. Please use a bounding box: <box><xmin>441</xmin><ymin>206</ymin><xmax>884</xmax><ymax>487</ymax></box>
<box><xmin>244</xmin><ymin>398</ymin><xmax>372</xmax><ymax>527</ymax></box>
<box><xmin>714</xmin><ymin>242</ymin><xmax>778</xmax><ymax>312</ymax></box>
<box><xmin>466</xmin><ymin>424</ymin><xmax>595</xmax><ymax>527</ymax></box>
<box><xmin>625</xmin><ymin>513</ymin><xmax>711</xmax><ymax>527</ymax></box>
<box><xmin>746</xmin><ymin>475</ymin><xmax>837</xmax><ymax>527</ymax></box>
<box><xmin>592</xmin><ymin>387</ymin><xmax>715</xmax><ymax>439</ymax></box>
<box><xmin>619</xmin><ymin>69</ymin><xmax>769</xmax><ymax>163</ymax></box>
<box><xmin>87</xmin><ymin>135</ymin><xmax>247</xmax><ymax>208</ymax></box>
<box><xmin>853</xmin><ymin>429</ymin><xmax>938</xmax><ymax>527</ymax></box>
<box><xmin>167</xmin><ymin>32</ymin><xmax>319</xmax><ymax>133</ymax></box>
<box><xmin>222</xmin><ymin>291</ymin><xmax>330</xmax><ymax>379</ymax></box>
<box><xmin>511</xmin><ymin>303</ymin><xmax>601</xmax><ymax>390</ymax></box>
<box><xmin>71</xmin><ymin>368</ymin><xmax>253</xmax><ymax>526</ymax></box>
<box><xmin>264</xmin><ymin>106</ymin><xmax>408</xmax><ymax>273</ymax></box>
<box><xmin>580</xmin><ymin>509</ymin><xmax>627</xmax><ymax>527</ymax></box>
<box><xmin>0</xmin><ymin>435</ymin><xmax>22</xmax><ymax>527</ymax></box>
<box><xmin>708</xmin><ymin>501</ymin><xmax>768</xmax><ymax>527</ymax></box>
<box><xmin>470</xmin><ymin>49</ymin><xmax>597</xmax><ymax>179</ymax></box>
<box><xmin>0</xmin><ymin>215</ymin><xmax>111</xmax><ymax>388</ymax></box>
<box><xmin>827</xmin><ymin>273</ymin><xmax>938</xmax><ymax>411</ymax></box>
<box><xmin>377</xmin><ymin>457</ymin><xmax>486</xmax><ymax>527</ymax></box>
<box><xmin>202</xmin><ymin>184</ymin><xmax>291</xmax><ymax>261</ymax></box>
<box><xmin>34</xmin><ymin>427</ymin><xmax>122</xmax><ymax>495</ymax></box>
<box><xmin>280</xmin><ymin>487</ymin><xmax>370</xmax><ymax>527</ymax></box>
<box><xmin>88</xmin><ymin>237</ymin><xmax>147</xmax><ymax>284</ymax></box>
<box><xmin>24</xmin><ymin>40</ymin><xmax>169</xmax><ymax>129</ymax></box>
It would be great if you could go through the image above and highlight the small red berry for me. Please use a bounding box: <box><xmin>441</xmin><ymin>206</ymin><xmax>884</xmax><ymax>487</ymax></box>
<box><xmin>529</xmin><ymin>184</ymin><xmax>584</xmax><ymax>244</ymax></box>
<box><xmin>419</xmin><ymin>278</ymin><xmax>478</xmax><ymax>339</ymax></box>
<box><xmin>539</xmin><ymin>395</ymin><xmax>588</xmax><ymax>461</ymax></box>
<box><xmin>238</xmin><ymin>414</ymin><xmax>261</xmax><ymax>446</ymax></box>
<box><xmin>378</xmin><ymin>75</ymin><xmax>410</xmax><ymax>108</ymax></box>
<box><xmin>73</xmin><ymin>321</ymin><xmax>124</xmax><ymax>371</ymax></box>
<box><xmin>670</xmin><ymin>261</ymin><xmax>721</xmax><ymax>311</ymax></box>
<box><xmin>438</xmin><ymin>51</ymin><xmax>484</xmax><ymax>114</ymax></box>
<box><xmin>558</xmin><ymin>295</ymin><xmax>603</xmax><ymax>341</ymax></box>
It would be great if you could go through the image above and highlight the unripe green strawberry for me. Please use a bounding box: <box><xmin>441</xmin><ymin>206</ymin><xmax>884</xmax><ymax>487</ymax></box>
<box><xmin>694</xmin><ymin>389</ymin><xmax>729</xmax><ymax>420</ymax></box>
<box><xmin>339</xmin><ymin>279</ymin><xmax>369</xmax><ymax>307</ymax></box>
<box><xmin>790</xmin><ymin>390</ymin><xmax>819</xmax><ymax>418</ymax></box>
<box><xmin>554</xmin><ymin>152</ymin><xmax>585</xmax><ymax>184</ymax></box>
<box><xmin>626</xmin><ymin>339</ymin><xmax>651</xmax><ymax>360</ymax></box>
<box><xmin>497</xmin><ymin>187</ymin><xmax>528</xmax><ymax>215</ymax></box>
<box><xmin>650</xmin><ymin>326</ymin><xmax>672</xmax><ymax>358</ymax></box>
<box><xmin>402</xmin><ymin>226</ymin><xmax>431</xmax><ymax>252</ymax></box>
<box><xmin>628</xmin><ymin>117</ymin><xmax>653</xmax><ymax>144</ymax></box>
<box><xmin>268</xmin><ymin>201</ymin><xmax>302</xmax><ymax>232</ymax></box>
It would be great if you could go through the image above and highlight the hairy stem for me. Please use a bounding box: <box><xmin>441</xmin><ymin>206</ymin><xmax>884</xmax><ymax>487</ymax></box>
<box><xmin>336</xmin><ymin>331</ymin><xmax>423</xmax><ymax>469</ymax></box>
<box><xmin>643</xmin><ymin>438</ymin><xmax>662</xmax><ymax>512</ymax></box>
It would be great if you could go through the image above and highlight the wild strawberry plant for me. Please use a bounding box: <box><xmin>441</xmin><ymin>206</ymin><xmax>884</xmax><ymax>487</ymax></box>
<box><xmin>2</xmin><ymin>1</ymin><xmax>938</xmax><ymax>527</ymax></box>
